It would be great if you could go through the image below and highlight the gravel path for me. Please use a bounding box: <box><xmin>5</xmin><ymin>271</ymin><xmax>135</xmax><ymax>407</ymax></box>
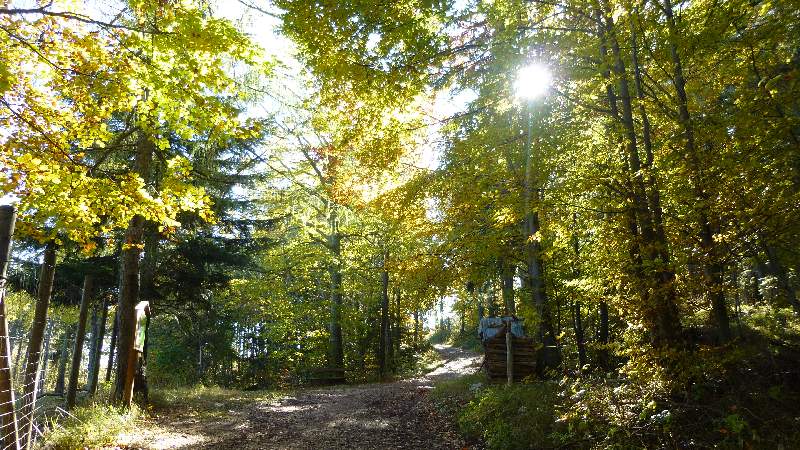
<box><xmin>136</xmin><ymin>345</ymin><xmax>482</xmax><ymax>449</ymax></box>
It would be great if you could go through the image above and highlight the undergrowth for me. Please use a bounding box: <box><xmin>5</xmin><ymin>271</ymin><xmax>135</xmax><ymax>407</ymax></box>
<box><xmin>432</xmin><ymin>317</ymin><xmax>800</xmax><ymax>449</ymax></box>
<box><xmin>38</xmin><ymin>403</ymin><xmax>141</xmax><ymax>450</ymax></box>
<box><xmin>37</xmin><ymin>385</ymin><xmax>283</xmax><ymax>449</ymax></box>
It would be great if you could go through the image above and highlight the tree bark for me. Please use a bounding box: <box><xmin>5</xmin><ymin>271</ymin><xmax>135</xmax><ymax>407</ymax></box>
<box><xmin>598</xmin><ymin>300</ymin><xmax>609</xmax><ymax>368</ymax></box>
<box><xmin>114</xmin><ymin>135</ymin><xmax>153</xmax><ymax>406</ymax></box>
<box><xmin>0</xmin><ymin>205</ymin><xmax>20</xmax><ymax>450</ymax></box>
<box><xmin>54</xmin><ymin>325</ymin><xmax>71</xmax><ymax>396</ymax></box>
<box><xmin>106</xmin><ymin>308</ymin><xmax>119</xmax><ymax>383</ymax></box>
<box><xmin>36</xmin><ymin>320</ymin><xmax>53</xmax><ymax>397</ymax></box>
<box><xmin>392</xmin><ymin>289</ymin><xmax>401</xmax><ymax>367</ymax></box>
<box><xmin>378</xmin><ymin>252</ymin><xmax>390</xmax><ymax>378</ymax></box>
<box><xmin>66</xmin><ymin>274</ymin><xmax>93</xmax><ymax>409</ymax></box>
<box><xmin>522</xmin><ymin>105</ymin><xmax>558</xmax><ymax>365</ymax></box>
<box><xmin>501</xmin><ymin>258</ymin><xmax>516</xmax><ymax>315</ymax></box>
<box><xmin>571</xmin><ymin>234</ymin><xmax>587</xmax><ymax>370</ymax></box>
<box><xmin>597</xmin><ymin>1</ymin><xmax>683</xmax><ymax>346</ymax></box>
<box><xmin>85</xmin><ymin>305</ymin><xmax>98</xmax><ymax>390</ymax></box>
<box><xmin>764</xmin><ymin>244</ymin><xmax>799</xmax><ymax>313</ymax></box>
<box><xmin>328</xmin><ymin>223</ymin><xmax>344</xmax><ymax>369</ymax></box>
<box><xmin>20</xmin><ymin>241</ymin><xmax>56</xmax><ymax>448</ymax></box>
<box><xmin>660</xmin><ymin>0</ymin><xmax>729</xmax><ymax>342</ymax></box>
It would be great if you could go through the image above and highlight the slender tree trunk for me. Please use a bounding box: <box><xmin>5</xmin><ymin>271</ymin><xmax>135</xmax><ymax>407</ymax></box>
<box><xmin>328</xmin><ymin>225</ymin><xmax>344</xmax><ymax>369</ymax></box>
<box><xmin>114</xmin><ymin>135</ymin><xmax>153</xmax><ymax>406</ymax></box>
<box><xmin>572</xmin><ymin>300</ymin><xmax>586</xmax><ymax>370</ymax></box>
<box><xmin>598</xmin><ymin>300</ymin><xmax>609</xmax><ymax>368</ymax></box>
<box><xmin>764</xmin><ymin>244</ymin><xmax>799</xmax><ymax>313</ymax></box>
<box><xmin>66</xmin><ymin>274</ymin><xmax>93</xmax><ymax>409</ymax></box>
<box><xmin>37</xmin><ymin>320</ymin><xmax>53</xmax><ymax>396</ymax></box>
<box><xmin>393</xmin><ymin>289</ymin><xmax>401</xmax><ymax>366</ymax></box>
<box><xmin>0</xmin><ymin>206</ymin><xmax>19</xmax><ymax>450</ymax></box>
<box><xmin>629</xmin><ymin>7</ymin><xmax>670</xmax><ymax>266</ymax></box>
<box><xmin>660</xmin><ymin>0</ymin><xmax>729</xmax><ymax>342</ymax></box>
<box><xmin>413</xmin><ymin>310</ymin><xmax>420</xmax><ymax>346</ymax></box>
<box><xmin>20</xmin><ymin>241</ymin><xmax>56</xmax><ymax>448</ymax></box>
<box><xmin>106</xmin><ymin>308</ymin><xmax>119</xmax><ymax>383</ymax></box>
<box><xmin>501</xmin><ymin>258</ymin><xmax>516</xmax><ymax>315</ymax></box>
<box><xmin>86</xmin><ymin>305</ymin><xmax>98</xmax><ymax>390</ymax></box>
<box><xmin>476</xmin><ymin>284</ymin><xmax>484</xmax><ymax>322</ymax></box>
<box><xmin>522</xmin><ymin>106</ymin><xmax>558</xmax><ymax>368</ymax></box>
<box><xmin>571</xmin><ymin>233</ymin><xmax>587</xmax><ymax>370</ymax></box>
<box><xmin>54</xmin><ymin>326</ymin><xmax>70</xmax><ymax>395</ymax></box>
<box><xmin>87</xmin><ymin>295</ymin><xmax>108</xmax><ymax>395</ymax></box>
<box><xmin>378</xmin><ymin>252</ymin><xmax>390</xmax><ymax>378</ymax></box>
<box><xmin>598</xmin><ymin>1</ymin><xmax>683</xmax><ymax>346</ymax></box>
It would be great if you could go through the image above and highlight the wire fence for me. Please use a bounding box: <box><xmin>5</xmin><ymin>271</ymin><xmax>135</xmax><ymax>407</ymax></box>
<box><xmin>0</xmin><ymin>304</ymin><xmax>116</xmax><ymax>449</ymax></box>
<box><xmin>1</xmin><ymin>206</ymin><xmax>117</xmax><ymax>450</ymax></box>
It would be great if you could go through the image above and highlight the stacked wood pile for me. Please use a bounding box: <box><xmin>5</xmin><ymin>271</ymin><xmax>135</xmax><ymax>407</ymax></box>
<box><xmin>483</xmin><ymin>326</ymin><xmax>537</xmax><ymax>381</ymax></box>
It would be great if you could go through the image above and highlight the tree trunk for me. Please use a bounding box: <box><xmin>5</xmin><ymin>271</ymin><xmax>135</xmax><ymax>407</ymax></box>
<box><xmin>598</xmin><ymin>301</ymin><xmax>609</xmax><ymax>368</ymax></box>
<box><xmin>378</xmin><ymin>252</ymin><xmax>390</xmax><ymax>378</ymax></box>
<box><xmin>54</xmin><ymin>325</ymin><xmax>71</xmax><ymax>396</ymax></box>
<box><xmin>659</xmin><ymin>0</ymin><xmax>730</xmax><ymax>342</ymax></box>
<box><xmin>66</xmin><ymin>274</ymin><xmax>93</xmax><ymax>409</ymax></box>
<box><xmin>37</xmin><ymin>320</ymin><xmax>53</xmax><ymax>396</ymax></box>
<box><xmin>106</xmin><ymin>308</ymin><xmax>119</xmax><ymax>383</ymax></box>
<box><xmin>598</xmin><ymin>1</ymin><xmax>683</xmax><ymax>346</ymax></box>
<box><xmin>328</xmin><ymin>226</ymin><xmax>344</xmax><ymax>370</ymax></box>
<box><xmin>764</xmin><ymin>244</ymin><xmax>799</xmax><ymax>313</ymax></box>
<box><xmin>571</xmin><ymin>234</ymin><xmax>587</xmax><ymax>370</ymax></box>
<box><xmin>413</xmin><ymin>310</ymin><xmax>420</xmax><ymax>347</ymax></box>
<box><xmin>85</xmin><ymin>305</ymin><xmax>98</xmax><ymax>390</ymax></box>
<box><xmin>501</xmin><ymin>258</ymin><xmax>516</xmax><ymax>315</ymax></box>
<box><xmin>20</xmin><ymin>241</ymin><xmax>56</xmax><ymax>448</ymax></box>
<box><xmin>393</xmin><ymin>289</ymin><xmax>401</xmax><ymax>368</ymax></box>
<box><xmin>0</xmin><ymin>205</ymin><xmax>19</xmax><ymax>450</ymax></box>
<box><xmin>87</xmin><ymin>295</ymin><xmax>108</xmax><ymax>396</ymax></box>
<box><xmin>114</xmin><ymin>135</ymin><xmax>153</xmax><ymax>406</ymax></box>
<box><xmin>523</xmin><ymin>106</ymin><xmax>557</xmax><ymax>360</ymax></box>
<box><xmin>327</xmin><ymin>201</ymin><xmax>344</xmax><ymax>368</ymax></box>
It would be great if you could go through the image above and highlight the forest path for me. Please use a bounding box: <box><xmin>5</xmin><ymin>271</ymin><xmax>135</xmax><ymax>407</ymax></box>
<box><xmin>132</xmin><ymin>344</ymin><xmax>482</xmax><ymax>449</ymax></box>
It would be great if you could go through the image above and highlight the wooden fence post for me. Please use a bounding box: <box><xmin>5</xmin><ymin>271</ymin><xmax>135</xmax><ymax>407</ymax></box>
<box><xmin>0</xmin><ymin>206</ymin><xmax>21</xmax><ymax>450</ymax></box>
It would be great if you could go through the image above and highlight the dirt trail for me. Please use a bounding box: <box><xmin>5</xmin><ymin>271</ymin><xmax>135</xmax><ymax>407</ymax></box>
<box><xmin>134</xmin><ymin>345</ymin><xmax>482</xmax><ymax>449</ymax></box>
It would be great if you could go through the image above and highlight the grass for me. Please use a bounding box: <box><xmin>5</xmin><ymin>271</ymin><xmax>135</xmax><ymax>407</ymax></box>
<box><xmin>37</xmin><ymin>403</ymin><xmax>142</xmax><ymax>450</ymax></box>
<box><xmin>36</xmin><ymin>384</ymin><xmax>285</xmax><ymax>449</ymax></box>
<box><xmin>148</xmin><ymin>384</ymin><xmax>286</xmax><ymax>421</ymax></box>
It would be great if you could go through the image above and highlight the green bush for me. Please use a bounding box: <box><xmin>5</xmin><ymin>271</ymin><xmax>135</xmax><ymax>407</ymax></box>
<box><xmin>459</xmin><ymin>383</ymin><xmax>563</xmax><ymax>450</ymax></box>
<box><xmin>432</xmin><ymin>375</ymin><xmax>572</xmax><ymax>450</ymax></box>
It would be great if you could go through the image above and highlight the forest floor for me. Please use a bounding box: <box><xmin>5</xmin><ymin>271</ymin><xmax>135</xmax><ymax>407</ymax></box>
<box><xmin>123</xmin><ymin>345</ymin><xmax>482</xmax><ymax>449</ymax></box>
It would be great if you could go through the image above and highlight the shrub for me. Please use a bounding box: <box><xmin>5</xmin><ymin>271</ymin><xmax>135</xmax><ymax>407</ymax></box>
<box><xmin>459</xmin><ymin>383</ymin><xmax>563</xmax><ymax>450</ymax></box>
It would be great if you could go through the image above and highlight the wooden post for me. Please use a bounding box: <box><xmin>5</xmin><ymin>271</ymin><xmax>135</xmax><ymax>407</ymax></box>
<box><xmin>506</xmin><ymin>322</ymin><xmax>514</xmax><ymax>386</ymax></box>
<box><xmin>0</xmin><ymin>206</ymin><xmax>20</xmax><ymax>450</ymax></box>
